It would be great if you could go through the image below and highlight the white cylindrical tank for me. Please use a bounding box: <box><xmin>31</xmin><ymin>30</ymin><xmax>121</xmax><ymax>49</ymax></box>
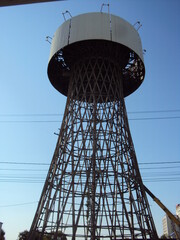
<box><xmin>48</xmin><ymin>12</ymin><xmax>145</xmax><ymax>97</ymax></box>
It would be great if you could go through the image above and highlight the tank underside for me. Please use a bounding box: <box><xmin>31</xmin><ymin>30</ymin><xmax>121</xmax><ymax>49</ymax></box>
<box><xmin>48</xmin><ymin>40</ymin><xmax>145</xmax><ymax>99</ymax></box>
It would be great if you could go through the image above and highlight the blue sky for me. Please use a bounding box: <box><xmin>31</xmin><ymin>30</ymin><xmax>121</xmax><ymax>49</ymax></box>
<box><xmin>0</xmin><ymin>0</ymin><xmax>180</xmax><ymax>239</ymax></box>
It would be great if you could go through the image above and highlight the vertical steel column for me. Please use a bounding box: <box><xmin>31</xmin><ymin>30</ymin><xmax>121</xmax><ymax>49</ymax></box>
<box><xmin>91</xmin><ymin>97</ymin><xmax>97</xmax><ymax>239</ymax></box>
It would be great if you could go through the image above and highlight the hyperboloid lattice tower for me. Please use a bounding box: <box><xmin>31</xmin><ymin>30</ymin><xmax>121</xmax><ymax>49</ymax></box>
<box><xmin>29</xmin><ymin>13</ymin><xmax>158</xmax><ymax>239</ymax></box>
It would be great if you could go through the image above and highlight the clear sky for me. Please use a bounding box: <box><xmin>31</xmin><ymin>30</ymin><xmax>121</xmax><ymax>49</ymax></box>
<box><xmin>0</xmin><ymin>0</ymin><xmax>180</xmax><ymax>239</ymax></box>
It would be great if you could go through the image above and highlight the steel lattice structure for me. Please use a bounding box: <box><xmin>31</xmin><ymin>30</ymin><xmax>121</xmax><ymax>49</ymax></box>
<box><xmin>28</xmin><ymin>13</ymin><xmax>158</xmax><ymax>239</ymax></box>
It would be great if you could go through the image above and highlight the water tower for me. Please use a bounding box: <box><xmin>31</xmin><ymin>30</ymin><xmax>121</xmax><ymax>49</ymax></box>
<box><xmin>29</xmin><ymin>12</ymin><xmax>158</xmax><ymax>239</ymax></box>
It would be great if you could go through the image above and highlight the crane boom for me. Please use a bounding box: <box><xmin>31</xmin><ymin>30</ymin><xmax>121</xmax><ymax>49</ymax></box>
<box><xmin>144</xmin><ymin>184</ymin><xmax>180</xmax><ymax>227</ymax></box>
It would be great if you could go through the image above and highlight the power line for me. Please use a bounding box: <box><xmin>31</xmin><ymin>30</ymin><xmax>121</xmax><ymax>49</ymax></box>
<box><xmin>0</xmin><ymin>201</ymin><xmax>38</xmax><ymax>208</ymax></box>
<box><xmin>0</xmin><ymin>178</ymin><xmax>179</xmax><ymax>184</ymax></box>
<box><xmin>0</xmin><ymin>162</ymin><xmax>179</xmax><ymax>184</ymax></box>
<box><xmin>1</xmin><ymin>166</ymin><xmax>179</xmax><ymax>172</ymax></box>
<box><xmin>0</xmin><ymin>161</ymin><xmax>49</xmax><ymax>165</ymax></box>
<box><xmin>128</xmin><ymin>109</ymin><xmax>180</xmax><ymax>114</ymax></box>
<box><xmin>0</xmin><ymin>161</ymin><xmax>180</xmax><ymax>165</ymax></box>
<box><xmin>140</xmin><ymin>166</ymin><xmax>180</xmax><ymax>170</ymax></box>
<box><xmin>1</xmin><ymin>175</ymin><xmax>179</xmax><ymax>208</ymax></box>
<box><xmin>0</xmin><ymin>120</ymin><xmax>60</xmax><ymax>123</ymax></box>
<box><xmin>138</xmin><ymin>161</ymin><xmax>180</xmax><ymax>165</ymax></box>
<box><xmin>0</xmin><ymin>113</ymin><xmax>62</xmax><ymax>117</ymax></box>
<box><xmin>1</xmin><ymin>171</ymin><xmax>179</xmax><ymax>179</ymax></box>
<box><xmin>1</xmin><ymin>173</ymin><xmax>179</xmax><ymax>181</ymax></box>
<box><xmin>1</xmin><ymin>176</ymin><xmax>179</xmax><ymax>210</ymax></box>
<box><xmin>0</xmin><ymin>109</ymin><xmax>180</xmax><ymax>117</ymax></box>
<box><xmin>0</xmin><ymin>116</ymin><xmax>180</xmax><ymax>123</ymax></box>
<box><xmin>1</xmin><ymin>169</ymin><xmax>180</xmax><ymax>178</ymax></box>
<box><xmin>0</xmin><ymin>168</ymin><xmax>47</xmax><ymax>171</ymax></box>
<box><xmin>0</xmin><ymin>116</ymin><xmax>179</xmax><ymax>123</ymax></box>
<box><xmin>129</xmin><ymin>116</ymin><xmax>180</xmax><ymax>121</ymax></box>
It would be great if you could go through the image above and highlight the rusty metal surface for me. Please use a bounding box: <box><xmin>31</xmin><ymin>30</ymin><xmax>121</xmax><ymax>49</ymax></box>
<box><xmin>0</xmin><ymin>0</ymin><xmax>61</xmax><ymax>7</ymax></box>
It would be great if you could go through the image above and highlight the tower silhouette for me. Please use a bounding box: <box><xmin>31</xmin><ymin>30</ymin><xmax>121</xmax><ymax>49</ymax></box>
<box><xmin>29</xmin><ymin>12</ymin><xmax>158</xmax><ymax>239</ymax></box>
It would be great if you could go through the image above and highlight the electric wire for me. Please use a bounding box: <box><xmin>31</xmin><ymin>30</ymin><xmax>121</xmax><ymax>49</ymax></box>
<box><xmin>0</xmin><ymin>178</ymin><xmax>179</xmax><ymax>184</ymax></box>
<box><xmin>0</xmin><ymin>161</ymin><xmax>49</xmax><ymax>165</ymax></box>
<box><xmin>0</xmin><ymin>109</ymin><xmax>180</xmax><ymax>117</ymax></box>
<box><xmin>0</xmin><ymin>166</ymin><xmax>179</xmax><ymax>171</ymax></box>
<box><xmin>0</xmin><ymin>109</ymin><xmax>180</xmax><ymax>122</ymax></box>
<box><xmin>0</xmin><ymin>201</ymin><xmax>38</xmax><ymax>208</ymax></box>
<box><xmin>0</xmin><ymin>168</ymin><xmax>179</xmax><ymax>183</ymax></box>
<box><xmin>128</xmin><ymin>109</ymin><xmax>180</xmax><ymax>114</ymax></box>
<box><xmin>0</xmin><ymin>116</ymin><xmax>180</xmax><ymax>123</ymax></box>
<box><xmin>0</xmin><ymin>110</ymin><xmax>179</xmax><ymax>209</ymax></box>
<box><xmin>1</xmin><ymin>160</ymin><xmax>180</xmax><ymax>165</ymax></box>
<box><xmin>0</xmin><ymin>161</ymin><xmax>179</xmax><ymax>208</ymax></box>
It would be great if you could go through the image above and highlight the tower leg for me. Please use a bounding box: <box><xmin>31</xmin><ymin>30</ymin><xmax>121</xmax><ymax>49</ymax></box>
<box><xmin>28</xmin><ymin>56</ymin><xmax>157</xmax><ymax>239</ymax></box>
